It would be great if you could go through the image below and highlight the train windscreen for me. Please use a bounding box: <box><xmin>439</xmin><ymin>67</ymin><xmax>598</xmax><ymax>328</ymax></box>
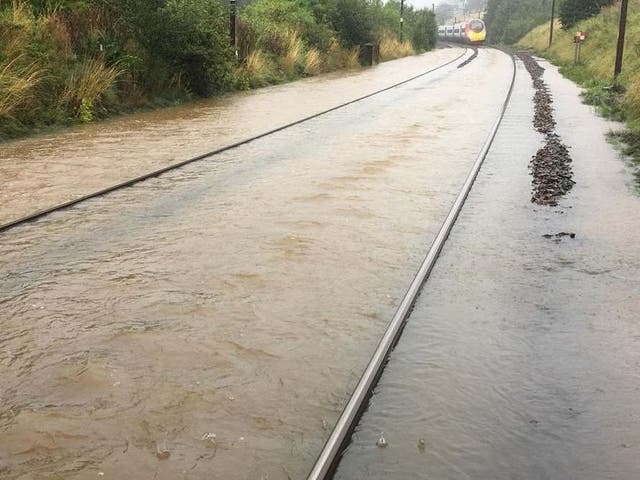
<box><xmin>469</xmin><ymin>19</ymin><xmax>485</xmax><ymax>33</ymax></box>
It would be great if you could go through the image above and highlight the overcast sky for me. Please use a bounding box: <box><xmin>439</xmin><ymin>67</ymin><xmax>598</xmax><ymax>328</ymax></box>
<box><xmin>406</xmin><ymin>0</ymin><xmax>455</xmax><ymax>10</ymax></box>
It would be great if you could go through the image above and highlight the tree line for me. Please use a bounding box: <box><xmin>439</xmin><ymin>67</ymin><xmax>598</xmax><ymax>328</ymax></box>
<box><xmin>484</xmin><ymin>0</ymin><xmax>616</xmax><ymax>44</ymax></box>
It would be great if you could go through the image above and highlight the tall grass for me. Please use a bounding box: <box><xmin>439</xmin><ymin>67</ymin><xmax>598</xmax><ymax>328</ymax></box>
<box><xmin>236</xmin><ymin>18</ymin><xmax>366</xmax><ymax>84</ymax></box>
<box><xmin>245</xmin><ymin>50</ymin><xmax>269</xmax><ymax>78</ymax></box>
<box><xmin>0</xmin><ymin>4</ymin><xmax>50</xmax><ymax>128</ymax></box>
<box><xmin>9</xmin><ymin>0</ymin><xmax>30</xmax><ymax>24</ymax></box>
<box><xmin>281</xmin><ymin>29</ymin><xmax>303</xmax><ymax>76</ymax></box>
<box><xmin>518</xmin><ymin>0</ymin><xmax>640</xmax><ymax>87</ymax></box>
<box><xmin>324</xmin><ymin>39</ymin><xmax>360</xmax><ymax>70</ymax></box>
<box><xmin>304</xmin><ymin>48</ymin><xmax>321</xmax><ymax>75</ymax></box>
<box><xmin>627</xmin><ymin>76</ymin><xmax>640</xmax><ymax>120</ymax></box>
<box><xmin>343</xmin><ymin>46</ymin><xmax>361</xmax><ymax>69</ymax></box>
<box><xmin>0</xmin><ymin>55</ymin><xmax>43</xmax><ymax>117</ymax></box>
<box><xmin>234</xmin><ymin>49</ymin><xmax>276</xmax><ymax>88</ymax></box>
<box><xmin>63</xmin><ymin>59</ymin><xmax>122</xmax><ymax>121</ymax></box>
<box><xmin>379</xmin><ymin>32</ymin><xmax>414</xmax><ymax>61</ymax></box>
<box><xmin>0</xmin><ymin>1</ymin><xmax>128</xmax><ymax>134</ymax></box>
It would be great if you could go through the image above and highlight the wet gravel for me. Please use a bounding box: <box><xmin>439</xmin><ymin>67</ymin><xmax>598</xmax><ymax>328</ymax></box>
<box><xmin>530</xmin><ymin>134</ymin><xmax>575</xmax><ymax>206</ymax></box>
<box><xmin>517</xmin><ymin>52</ymin><xmax>574</xmax><ymax>206</ymax></box>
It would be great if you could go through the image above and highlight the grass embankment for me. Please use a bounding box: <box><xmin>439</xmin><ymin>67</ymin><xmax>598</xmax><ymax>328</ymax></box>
<box><xmin>0</xmin><ymin>0</ymin><xmax>437</xmax><ymax>141</ymax></box>
<box><xmin>517</xmin><ymin>0</ymin><xmax>640</xmax><ymax>163</ymax></box>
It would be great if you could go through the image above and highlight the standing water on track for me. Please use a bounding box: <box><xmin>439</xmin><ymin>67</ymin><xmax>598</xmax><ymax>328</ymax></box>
<box><xmin>0</xmin><ymin>49</ymin><xmax>514</xmax><ymax>479</ymax></box>
<box><xmin>0</xmin><ymin>49</ymin><xmax>461</xmax><ymax>227</ymax></box>
<box><xmin>334</xmin><ymin>58</ymin><xmax>640</xmax><ymax>480</ymax></box>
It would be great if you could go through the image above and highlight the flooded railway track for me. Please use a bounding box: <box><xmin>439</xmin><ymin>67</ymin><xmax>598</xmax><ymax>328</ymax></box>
<box><xmin>0</xmin><ymin>49</ymin><xmax>468</xmax><ymax>235</ymax></box>
<box><xmin>0</xmin><ymin>48</ymin><xmax>517</xmax><ymax>479</ymax></box>
<box><xmin>307</xmin><ymin>49</ymin><xmax>517</xmax><ymax>480</ymax></box>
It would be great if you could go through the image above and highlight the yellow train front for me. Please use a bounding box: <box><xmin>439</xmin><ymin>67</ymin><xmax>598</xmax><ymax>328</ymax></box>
<box><xmin>437</xmin><ymin>18</ymin><xmax>486</xmax><ymax>45</ymax></box>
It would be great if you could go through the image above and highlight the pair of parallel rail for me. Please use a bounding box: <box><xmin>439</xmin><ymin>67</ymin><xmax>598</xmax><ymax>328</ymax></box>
<box><xmin>1</xmin><ymin>47</ymin><xmax>518</xmax><ymax>480</ymax></box>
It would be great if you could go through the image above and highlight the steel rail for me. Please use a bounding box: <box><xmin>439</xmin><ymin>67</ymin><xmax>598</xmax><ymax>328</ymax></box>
<box><xmin>307</xmin><ymin>48</ymin><xmax>518</xmax><ymax>480</ymax></box>
<box><xmin>0</xmin><ymin>49</ymin><xmax>469</xmax><ymax>235</ymax></box>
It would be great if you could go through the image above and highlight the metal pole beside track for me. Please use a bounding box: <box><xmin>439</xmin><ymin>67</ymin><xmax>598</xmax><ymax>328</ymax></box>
<box><xmin>229</xmin><ymin>0</ymin><xmax>237</xmax><ymax>57</ymax></box>
<box><xmin>577</xmin><ymin>41</ymin><xmax>582</xmax><ymax>64</ymax></box>
<box><xmin>400</xmin><ymin>0</ymin><xmax>404</xmax><ymax>41</ymax></box>
<box><xmin>548</xmin><ymin>0</ymin><xmax>556</xmax><ymax>49</ymax></box>
<box><xmin>614</xmin><ymin>0</ymin><xmax>629</xmax><ymax>78</ymax></box>
<box><xmin>306</xmin><ymin>48</ymin><xmax>518</xmax><ymax>480</ymax></box>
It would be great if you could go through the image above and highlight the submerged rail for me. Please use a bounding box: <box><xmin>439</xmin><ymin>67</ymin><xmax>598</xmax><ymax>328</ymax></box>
<box><xmin>0</xmin><ymin>49</ymin><xmax>469</xmax><ymax>235</ymax></box>
<box><xmin>307</xmin><ymin>48</ymin><xmax>517</xmax><ymax>480</ymax></box>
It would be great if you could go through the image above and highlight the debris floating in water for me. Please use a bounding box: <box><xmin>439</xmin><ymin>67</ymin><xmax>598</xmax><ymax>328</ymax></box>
<box><xmin>542</xmin><ymin>232</ymin><xmax>576</xmax><ymax>239</ymax></box>
<box><xmin>156</xmin><ymin>442</ymin><xmax>171</xmax><ymax>460</ymax></box>
<box><xmin>202</xmin><ymin>432</ymin><xmax>217</xmax><ymax>447</ymax></box>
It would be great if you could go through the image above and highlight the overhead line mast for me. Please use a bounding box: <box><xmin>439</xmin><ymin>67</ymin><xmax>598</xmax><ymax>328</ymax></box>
<box><xmin>400</xmin><ymin>0</ymin><xmax>405</xmax><ymax>41</ymax></box>
<box><xmin>548</xmin><ymin>0</ymin><xmax>556</xmax><ymax>48</ymax></box>
<box><xmin>614</xmin><ymin>0</ymin><xmax>629</xmax><ymax>78</ymax></box>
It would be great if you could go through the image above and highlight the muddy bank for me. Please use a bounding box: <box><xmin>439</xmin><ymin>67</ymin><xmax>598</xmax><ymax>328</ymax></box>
<box><xmin>517</xmin><ymin>52</ymin><xmax>574</xmax><ymax>206</ymax></box>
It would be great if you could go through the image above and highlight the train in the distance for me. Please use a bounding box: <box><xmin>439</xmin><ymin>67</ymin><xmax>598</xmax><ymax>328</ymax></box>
<box><xmin>437</xmin><ymin>18</ymin><xmax>486</xmax><ymax>44</ymax></box>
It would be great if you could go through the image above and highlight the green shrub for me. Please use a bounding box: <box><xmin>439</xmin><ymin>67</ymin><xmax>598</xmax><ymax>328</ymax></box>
<box><xmin>242</xmin><ymin>0</ymin><xmax>333</xmax><ymax>50</ymax></box>
<box><xmin>411</xmin><ymin>9</ymin><xmax>437</xmax><ymax>51</ymax></box>
<box><xmin>123</xmin><ymin>0</ymin><xmax>234</xmax><ymax>96</ymax></box>
<box><xmin>560</xmin><ymin>0</ymin><xmax>615</xmax><ymax>29</ymax></box>
<box><xmin>328</xmin><ymin>0</ymin><xmax>377</xmax><ymax>47</ymax></box>
<box><xmin>485</xmin><ymin>0</ymin><xmax>553</xmax><ymax>44</ymax></box>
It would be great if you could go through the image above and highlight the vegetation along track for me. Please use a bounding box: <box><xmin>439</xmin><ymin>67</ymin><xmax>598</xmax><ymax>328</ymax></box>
<box><xmin>306</xmin><ymin>48</ymin><xmax>517</xmax><ymax>480</ymax></box>
<box><xmin>0</xmin><ymin>49</ymin><xmax>470</xmax><ymax>235</ymax></box>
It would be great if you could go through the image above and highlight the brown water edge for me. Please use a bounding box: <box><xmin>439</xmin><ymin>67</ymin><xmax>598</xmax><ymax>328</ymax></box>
<box><xmin>0</xmin><ymin>48</ymin><xmax>464</xmax><ymax>226</ymax></box>
<box><xmin>0</xmin><ymin>49</ymin><xmax>514</xmax><ymax>479</ymax></box>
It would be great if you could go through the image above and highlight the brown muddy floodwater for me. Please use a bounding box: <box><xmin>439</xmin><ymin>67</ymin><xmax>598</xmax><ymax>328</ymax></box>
<box><xmin>0</xmin><ymin>48</ymin><xmax>514</xmax><ymax>479</ymax></box>
<box><xmin>1</xmin><ymin>48</ymin><xmax>462</xmax><ymax>227</ymax></box>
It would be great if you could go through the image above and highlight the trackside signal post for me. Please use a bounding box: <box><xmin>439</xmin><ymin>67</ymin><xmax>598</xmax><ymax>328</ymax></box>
<box><xmin>574</xmin><ymin>31</ymin><xmax>586</xmax><ymax>65</ymax></box>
